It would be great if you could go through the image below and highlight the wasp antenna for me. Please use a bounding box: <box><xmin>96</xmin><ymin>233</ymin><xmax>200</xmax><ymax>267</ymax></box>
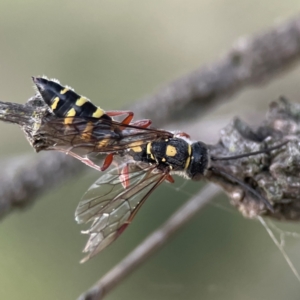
<box><xmin>211</xmin><ymin>140</ymin><xmax>288</xmax><ymax>161</ymax></box>
<box><xmin>210</xmin><ymin>166</ymin><xmax>274</xmax><ymax>213</ymax></box>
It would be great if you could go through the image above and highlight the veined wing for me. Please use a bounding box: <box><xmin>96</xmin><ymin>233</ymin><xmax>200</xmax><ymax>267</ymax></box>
<box><xmin>36</xmin><ymin>116</ymin><xmax>172</xmax><ymax>171</ymax></box>
<box><xmin>75</xmin><ymin>161</ymin><xmax>168</xmax><ymax>263</ymax></box>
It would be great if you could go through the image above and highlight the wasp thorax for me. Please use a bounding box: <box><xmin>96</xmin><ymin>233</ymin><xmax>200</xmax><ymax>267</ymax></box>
<box><xmin>128</xmin><ymin>137</ymin><xmax>209</xmax><ymax>179</ymax></box>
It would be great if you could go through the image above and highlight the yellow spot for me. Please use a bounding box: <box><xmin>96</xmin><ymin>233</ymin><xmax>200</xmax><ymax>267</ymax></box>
<box><xmin>81</xmin><ymin>122</ymin><xmax>94</xmax><ymax>140</ymax></box>
<box><xmin>51</xmin><ymin>97</ymin><xmax>60</xmax><ymax>110</ymax></box>
<box><xmin>131</xmin><ymin>146</ymin><xmax>142</xmax><ymax>153</ymax></box>
<box><xmin>166</xmin><ymin>145</ymin><xmax>177</xmax><ymax>157</ymax></box>
<box><xmin>187</xmin><ymin>144</ymin><xmax>192</xmax><ymax>156</ymax></box>
<box><xmin>76</xmin><ymin>97</ymin><xmax>88</xmax><ymax>106</ymax></box>
<box><xmin>129</xmin><ymin>141</ymin><xmax>144</xmax><ymax>148</ymax></box>
<box><xmin>64</xmin><ymin>108</ymin><xmax>76</xmax><ymax>125</ymax></box>
<box><xmin>97</xmin><ymin>138</ymin><xmax>110</xmax><ymax>148</ymax></box>
<box><xmin>146</xmin><ymin>143</ymin><xmax>155</xmax><ymax>160</ymax></box>
<box><xmin>146</xmin><ymin>143</ymin><xmax>152</xmax><ymax>154</ymax></box>
<box><xmin>64</xmin><ymin>117</ymin><xmax>74</xmax><ymax>125</ymax></box>
<box><xmin>92</xmin><ymin>107</ymin><xmax>104</xmax><ymax>118</ymax></box>
<box><xmin>66</xmin><ymin>108</ymin><xmax>76</xmax><ymax>117</ymax></box>
<box><xmin>60</xmin><ymin>87</ymin><xmax>69</xmax><ymax>94</ymax></box>
<box><xmin>184</xmin><ymin>157</ymin><xmax>191</xmax><ymax>170</ymax></box>
<box><xmin>184</xmin><ymin>144</ymin><xmax>192</xmax><ymax>170</ymax></box>
<box><xmin>162</xmin><ymin>158</ymin><xmax>166</xmax><ymax>162</ymax></box>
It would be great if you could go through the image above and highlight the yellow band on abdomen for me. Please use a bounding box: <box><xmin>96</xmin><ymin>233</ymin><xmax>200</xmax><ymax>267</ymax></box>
<box><xmin>75</xmin><ymin>97</ymin><xmax>88</xmax><ymax>106</ymax></box>
<box><xmin>51</xmin><ymin>97</ymin><xmax>60</xmax><ymax>110</ymax></box>
<box><xmin>92</xmin><ymin>107</ymin><xmax>104</xmax><ymax>118</ymax></box>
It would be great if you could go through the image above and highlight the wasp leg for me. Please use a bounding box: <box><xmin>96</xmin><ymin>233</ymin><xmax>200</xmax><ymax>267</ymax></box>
<box><xmin>166</xmin><ymin>174</ymin><xmax>175</xmax><ymax>183</ymax></box>
<box><xmin>120</xmin><ymin>164</ymin><xmax>130</xmax><ymax>189</ymax></box>
<box><xmin>130</xmin><ymin>119</ymin><xmax>152</xmax><ymax>128</ymax></box>
<box><xmin>57</xmin><ymin>149</ymin><xmax>103</xmax><ymax>172</ymax></box>
<box><xmin>174</xmin><ymin>132</ymin><xmax>191</xmax><ymax>139</ymax></box>
<box><xmin>106</xmin><ymin>110</ymin><xmax>134</xmax><ymax>125</ymax></box>
<box><xmin>101</xmin><ymin>153</ymin><xmax>114</xmax><ymax>171</ymax></box>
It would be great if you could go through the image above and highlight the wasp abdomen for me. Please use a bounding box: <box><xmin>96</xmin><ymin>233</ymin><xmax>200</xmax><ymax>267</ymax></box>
<box><xmin>32</xmin><ymin>77</ymin><xmax>107</xmax><ymax>120</ymax></box>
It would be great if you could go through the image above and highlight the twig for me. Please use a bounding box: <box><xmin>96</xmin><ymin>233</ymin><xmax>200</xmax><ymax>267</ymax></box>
<box><xmin>0</xmin><ymin>98</ymin><xmax>85</xmax><ymax>219</ymax></box>
<box><xmin>0</xmin><ymin>152</ymin><xmax>84</xmax><ymax>219</ymax></box>
<box><xmin>0</xmin><ymin>101</ymin><xmax>36</xmax><ymax>126</ymax></box>
<box><xmin>77</xmin><ymin>184</ymin><xmax>221</xmax><ymax>300</ymax></box>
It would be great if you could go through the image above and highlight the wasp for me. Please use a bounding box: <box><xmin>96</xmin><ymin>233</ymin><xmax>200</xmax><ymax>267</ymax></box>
<box><xmin>33</xmin><ymin>76</ymin><xmax>169</xmax><ymax>171</ymax></box>
<box><xmin>33</xmin><ymin>77</ymin><xmax>287</xmax><ymax>262</ymax></box>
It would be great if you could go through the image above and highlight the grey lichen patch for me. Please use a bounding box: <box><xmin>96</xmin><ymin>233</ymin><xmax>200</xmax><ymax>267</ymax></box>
<box><xmin>219</xmin><ymin>118</ymin><xmax>266</xmax><ymax>176</ymax></box>
<box><xmin>20</xmin><ymin>95</ymin><xmax>52</xmax><ymax>150</ymax></box>
<box><xmin>208</xmin><ymin>98</ymin><xmax>300</xmax><ymax>221</ymax></box>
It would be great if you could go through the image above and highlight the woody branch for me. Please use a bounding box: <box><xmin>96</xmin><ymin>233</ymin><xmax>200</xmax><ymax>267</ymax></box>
<box><xmin>0</xmin><ymin>15</ymin><xmax>300</xmax><ymax>220</ymax></box>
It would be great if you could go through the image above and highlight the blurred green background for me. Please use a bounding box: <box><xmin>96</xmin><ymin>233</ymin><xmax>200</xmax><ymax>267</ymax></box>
<box><xmin>1</xmin><ymin>1</ymin><xmax>300</xmax><ymax>300</ymax></box>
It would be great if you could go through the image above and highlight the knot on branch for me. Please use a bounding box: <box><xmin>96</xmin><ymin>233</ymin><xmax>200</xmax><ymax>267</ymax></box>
<box><xmin>209</xmin><ymin>98</ymin><xmax>300</xmax><ymax>220</ymax></box>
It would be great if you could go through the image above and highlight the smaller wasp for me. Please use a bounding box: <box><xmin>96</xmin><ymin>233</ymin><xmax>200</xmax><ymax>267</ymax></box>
<box><xmin>32</xmin><ymin>77</ymin><xmax>287</xmax><ymax>262</ymax></box>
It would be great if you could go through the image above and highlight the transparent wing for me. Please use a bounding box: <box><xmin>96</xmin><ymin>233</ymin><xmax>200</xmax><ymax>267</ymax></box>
<box><xmin>75</xmin><ymin>161</ymin><xmax>168</xmax><ymax>263</ymax></box>
<box><xmin>36</xmin><ymin>115</ymin><xmax>172</xmax><ymax>170</ymax></box>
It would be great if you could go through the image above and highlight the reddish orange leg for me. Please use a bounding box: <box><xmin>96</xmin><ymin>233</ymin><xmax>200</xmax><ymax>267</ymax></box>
<box><xmin>101</xmin><ymin>153</ymin><xmax>114</xmax><ymax>171</ymax></box>
<box><xmin>58</xmin><ymin>149</ymin><xmax>103</xmax><ymax>172</ymax></box>
<box><xmin>166</xmin><ymin>174</ymin><xmax>175</xmax><ymax>183</ymax></box>
<box><xmin>174</xmin><ymin>131</ymin><xmax>190</xmax><ymax>139</ymax></box>
<box><xmin>106</xmin><ymin>110</ymin><xmax>134</xmax><ymax>125</ymax></box>
<box><xmin>120</xmin><ymin>164</ymin><xmax>130</xmax><ymax>189</ymax></box>
<box><xmin>130</xmin><ymin>119</ymin><xmax>152</xmax><ymax>128</ymax></box>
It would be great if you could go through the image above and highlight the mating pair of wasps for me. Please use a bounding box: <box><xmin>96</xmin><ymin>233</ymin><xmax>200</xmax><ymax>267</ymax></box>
<box><xmin>32</xmin><ymin>77</ymin><xmax>285</xmax><ymax>262</ymax></box>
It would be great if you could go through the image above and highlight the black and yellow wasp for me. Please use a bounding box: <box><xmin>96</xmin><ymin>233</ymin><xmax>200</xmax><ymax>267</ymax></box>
<box><xmin>33</xmin><ymin>77</ymin><xmax>283</xmax><ymax>262</ymax></box>
<box><xmin>33</xmin><ymin>76</ymin><xmax>160</xmax><ymax>171</ymax></box>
